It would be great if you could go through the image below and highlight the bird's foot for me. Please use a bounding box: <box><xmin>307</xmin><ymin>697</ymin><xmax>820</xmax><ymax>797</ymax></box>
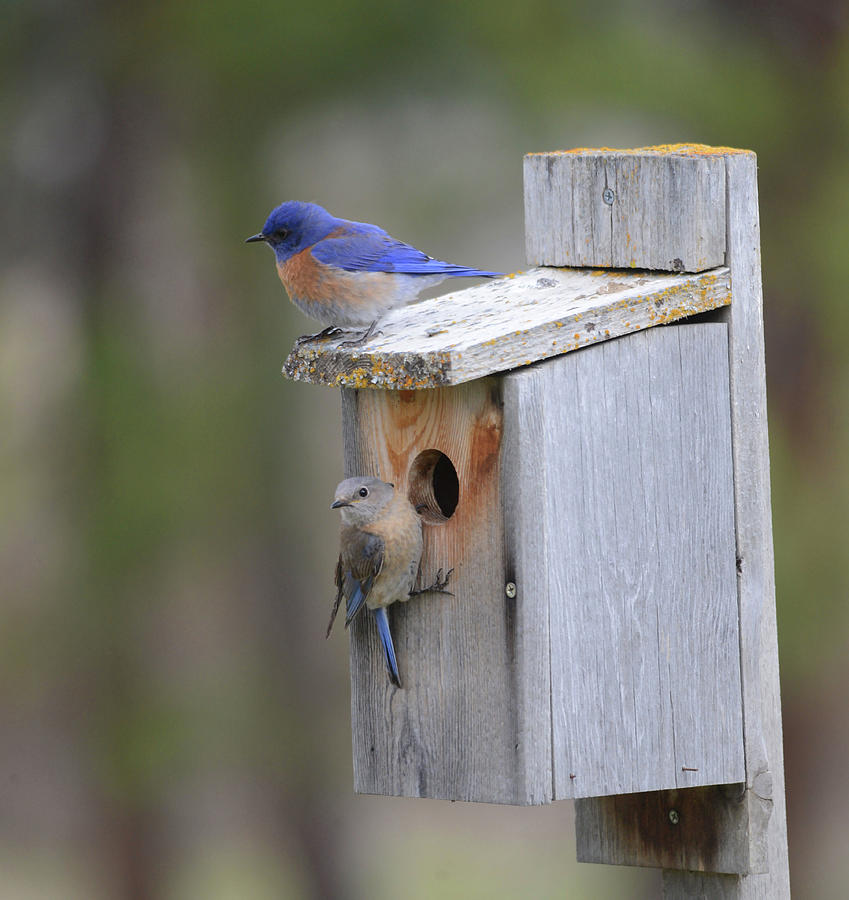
<box><xmin>295</xmin><ymin>326</ymin><xmax>345</xmax><ymax>346</ymax></box>
<box><xmin>339</xmin><ymin>320</ymin><xmax>382</xmax><ymax>348</ymax></box>
<box><xmin>409</xmin><ymin>567</ymin><xmax>454</xmax><ymax>598</ymax></box>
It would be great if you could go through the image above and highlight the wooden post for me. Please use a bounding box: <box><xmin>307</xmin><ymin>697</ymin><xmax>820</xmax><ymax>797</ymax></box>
<box><xmin>525</xmin><ymin>145</ymin><xmax>789</xmax><ymax>897</ymax></box>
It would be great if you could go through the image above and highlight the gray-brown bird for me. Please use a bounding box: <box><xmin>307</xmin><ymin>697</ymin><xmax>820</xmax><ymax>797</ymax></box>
<box><xmin>328</xmin><ymin>477</ymin><xmax>422</xmax><ymax>687</ymax></box>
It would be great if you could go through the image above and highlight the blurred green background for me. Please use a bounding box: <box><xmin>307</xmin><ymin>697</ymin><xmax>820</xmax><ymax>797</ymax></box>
<box><xmin>2</xmin><ymin>0</ymin><xmax>848</xmax><ymax>897</ymax></box>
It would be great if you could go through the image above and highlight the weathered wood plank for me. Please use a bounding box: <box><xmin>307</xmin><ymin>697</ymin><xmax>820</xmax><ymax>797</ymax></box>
<box><xmin>576</xmin><ymin>785</ymin><xmax>751</xmax><ymax>875</ymax></box>
<box><xmin>341</xmin><ymin>380</ymin><xmax>552</xmax><ymax>805</ymax></box>
<box><xmin>556</xmin><ymin>148</ymin><xmax>789</xmax><ymax>892</ymax></box>
<box><xmin>524</xmin><ymin>144</ymin><xmax>737</xmax><ymax>272</ymax></box>
<box><xmin>663</xmin><ymin>871</ymin><xmax>746</xmax><ymax>899</ymax></box>
<box><xmin>501</xmin><ymin>374</ymin><xmax>556</xmax><ymax>805</ymax></box>
<box><xmin>284</xmin><ymin>266</ymin><xmax>731</xmax><ymax>389</ymax></box>
<box><xmin>506</xmin><ymin>324</ymin><xmax>743</xmax><ymax>801</ymax></box>
<box><xmin>661</xmin><ymin>150</ymin><xmax>790</xmax><ymax>898</ymax></box>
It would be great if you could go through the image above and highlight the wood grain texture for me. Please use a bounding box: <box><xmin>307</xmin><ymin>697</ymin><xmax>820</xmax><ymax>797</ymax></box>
<box><xmin>663</xmin><ymin>871</ymin><xmax>746</xmax><ymax>899</ymax></box>
<box><xmin>341</xmin><ymin>380</ymin><xmax>552</xmax><ymax>805</ymax></box>
<box><xmin>524</xmin><ymin>145</ymin><xmax>729</xmax><ymax>272</ymax></box>
<box><xmin>556</xmin><ymin>149</ymin><xmax>789</xmax><ymax>893</ymax></box>
<box><xmin>576</xmin><ymin>785</ymin><xmax>751</xmax><ymax>875</ymax></box>
<box><xmin>284</xmin><ymin>266</ymin><xmax>731</xmax><ymax>389</ymax></box>
<box><xmin>505</xmin><ymin>324</ymin><xmax>743</xmax><ymax>801</ymax></box>
<box><xmin>661</xmin><ymin>150</ymin><xmax>790</xmax><ymax>898</ymax></box>
<box><xmin>501</xmin><ymin>375</ymin><xmax>556</xmax><ymax>804</ymax></box>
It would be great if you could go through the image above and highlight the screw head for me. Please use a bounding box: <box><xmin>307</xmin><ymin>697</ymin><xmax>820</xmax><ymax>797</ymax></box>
<box><xmin>505</xmin><ymin>582</ymin><xmax>517</xmax><ymax>599</ymax></box>
<box><xmin>602</xmin><ymin>187</ymin><xmax>615</xmax><ymax>205</ymax></box>
<box><xmin>668</xmin><ymin>809</ymin><xmax>680</xmax><ymax>825</ymax></box>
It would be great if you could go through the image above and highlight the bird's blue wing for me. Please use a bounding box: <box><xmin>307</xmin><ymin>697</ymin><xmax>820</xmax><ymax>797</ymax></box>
<box><xmin>372</xmin><ymin>606</ymin><xmax>401</xmax><ymax>687</ymax></box>
<box><xmin>329</xmin><ymin>526</ymin><xmax>403</xmax><ymax>688</ymax></box>
<box><xmin>343</xmin><ymin>569</ymin><xmax>373</xmax><ymax>625</ymax></box>
<box><xmin>327</xmin><ymin>530</ymin><xmax>384</xmax><ymax>638</ymax></box>
<box><xmin>311</xmin><ymin>222</ymin><xmax>500</xmax><ymax>278</ymax></box>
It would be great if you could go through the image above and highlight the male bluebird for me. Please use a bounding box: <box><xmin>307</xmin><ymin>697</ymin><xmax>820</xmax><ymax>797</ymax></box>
<box><xmin>327</xmin><ymin>476</ymin><xmax>450</xmax><ymax>687</ymax></box>
<box><xmin>246</xmin><ymin>202</ymin><xmax>501</xmax><ymax>343</ymax></box>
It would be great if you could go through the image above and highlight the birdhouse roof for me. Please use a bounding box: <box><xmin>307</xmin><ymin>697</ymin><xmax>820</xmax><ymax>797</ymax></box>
<box><xmin>283</xmin><ymin>265</ymin><xmax>730</xmax><ymax>390</ymax></box>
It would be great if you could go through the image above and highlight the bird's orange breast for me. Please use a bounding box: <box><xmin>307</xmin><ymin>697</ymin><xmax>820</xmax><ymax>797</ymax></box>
<box><xmin>277</xmin><ymin>248</ymin><xmax>324</xmax><ymax>301</ymax></box>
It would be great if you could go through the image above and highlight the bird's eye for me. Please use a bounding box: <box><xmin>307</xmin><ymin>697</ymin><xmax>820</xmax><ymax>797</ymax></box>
<box><xmin>274</xmin><ymin>227</ymin><xmax>290</xmax><ymax>240</ymax></box>
<box><xmin>358</xmin><ymin>487</ymin><xmax>369</xmax><ymax>498</ymax></box>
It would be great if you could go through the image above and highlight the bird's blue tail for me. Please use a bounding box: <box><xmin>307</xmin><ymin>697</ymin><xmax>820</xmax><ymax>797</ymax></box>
<box><xmin>372</xmin><ymin>606</ymin><xmax>401</xmax><ymax>688</ymax></box>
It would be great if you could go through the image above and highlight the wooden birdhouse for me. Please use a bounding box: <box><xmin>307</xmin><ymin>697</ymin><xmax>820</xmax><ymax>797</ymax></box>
<box><xmin>284</xmin><ymin>145</ymin><xmax>788</xmax><ymax>897</ymax></box>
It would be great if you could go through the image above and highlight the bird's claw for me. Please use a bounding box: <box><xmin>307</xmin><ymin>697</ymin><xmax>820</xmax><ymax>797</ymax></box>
<box><xmin>409</xmin><ymin>567</ymin><xmax>454</xmax><ymax>597</ymax></box>
<box><xmin>432</xmin><ymin>567</ymin><xmax>453</xmax><ymax>592</ymax></box>
<box><xmin>339</xmin><ymin>326</ymin><xmax>383</xmax><ymax>349</ymax></box>
<box><xmin>295</xmin><ymin>326</ymin><xmax>345</xmax><ymax>346</ymax></box>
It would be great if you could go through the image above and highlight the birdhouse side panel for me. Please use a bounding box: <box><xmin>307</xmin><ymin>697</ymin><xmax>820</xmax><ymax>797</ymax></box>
<box><xmin>503</xmin><ymin>323</ymin><xmax>743</xmax><ymax>800</ymax></box>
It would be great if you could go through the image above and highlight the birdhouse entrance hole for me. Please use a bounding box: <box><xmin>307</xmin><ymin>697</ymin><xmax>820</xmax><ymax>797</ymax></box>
<box><xmin>408</xmin><ymin>450</ymin><xmax>459</xmax><ymax>524</ymax></box>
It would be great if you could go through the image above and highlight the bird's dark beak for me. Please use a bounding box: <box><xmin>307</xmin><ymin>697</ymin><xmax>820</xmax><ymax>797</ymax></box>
<box><xmin>245</xmin><ymin>233</ymin><xmax>266</xmax><ymax>244</ymax></box>
<box><xmin>331</xmin><ymin>499</ymin><xmax>350</xmax><ymax>509</ymax></box>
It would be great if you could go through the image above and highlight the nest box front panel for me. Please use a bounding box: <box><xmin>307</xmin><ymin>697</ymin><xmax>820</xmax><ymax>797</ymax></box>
<box><xmin>340</xmin><ymin>380</ymin><xmax>550</xmax><ymax>805</ymax></box>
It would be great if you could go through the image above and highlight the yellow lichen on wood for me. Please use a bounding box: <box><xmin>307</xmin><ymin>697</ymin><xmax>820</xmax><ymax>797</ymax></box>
<box><xmin>526</xmin><ymin>144</ymin><xmax>752</xmax><ymax>158</ymax></box>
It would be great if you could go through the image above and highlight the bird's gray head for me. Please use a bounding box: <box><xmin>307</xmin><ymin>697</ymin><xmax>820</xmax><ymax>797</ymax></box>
<box><xmin>244</xmin><ymin>201</ymin><xmax>338</xmax><ymax>265</ymax></box>
<box><xmin>331</xmin><ymin>476</ymin><xmax>395</xmax><ymax>525</ymax></box>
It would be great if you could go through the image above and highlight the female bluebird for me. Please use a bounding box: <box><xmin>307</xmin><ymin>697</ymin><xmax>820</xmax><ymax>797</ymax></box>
<box><xmin>328</xmin><ymin>476</ymin><xmax>451</xmax><ymax>687</ymax></box>
<box><xmin>328</xmin><ymin>477</ymin><xmax>421</xmax><ymax>687</ymax></box>
<box><xmin>246</xmin><ymin>202</ymin><xmax>500</xmax><ymax>342</ymax></box>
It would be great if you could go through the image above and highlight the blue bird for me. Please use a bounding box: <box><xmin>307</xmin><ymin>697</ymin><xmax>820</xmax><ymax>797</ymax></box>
<box><xmin>246</xmin><ymin>201</ymin><xmax>501</xmax><ymax>342</ymax></box>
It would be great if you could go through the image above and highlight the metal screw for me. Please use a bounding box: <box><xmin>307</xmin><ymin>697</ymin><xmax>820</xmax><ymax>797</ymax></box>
<box><xmin>668</xmin><ymin>809</ymin><xmax>680</xmax><ymax>825</ymax></box>
<box><xmin>602</xmin><ymin>187</ymin><xmax>615</xmax><ymax>205</ymax></box>
<box><xmin>505</xmin><ymin>582</ymin><xmax>517</xmax><ymax>599</ymax></box>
